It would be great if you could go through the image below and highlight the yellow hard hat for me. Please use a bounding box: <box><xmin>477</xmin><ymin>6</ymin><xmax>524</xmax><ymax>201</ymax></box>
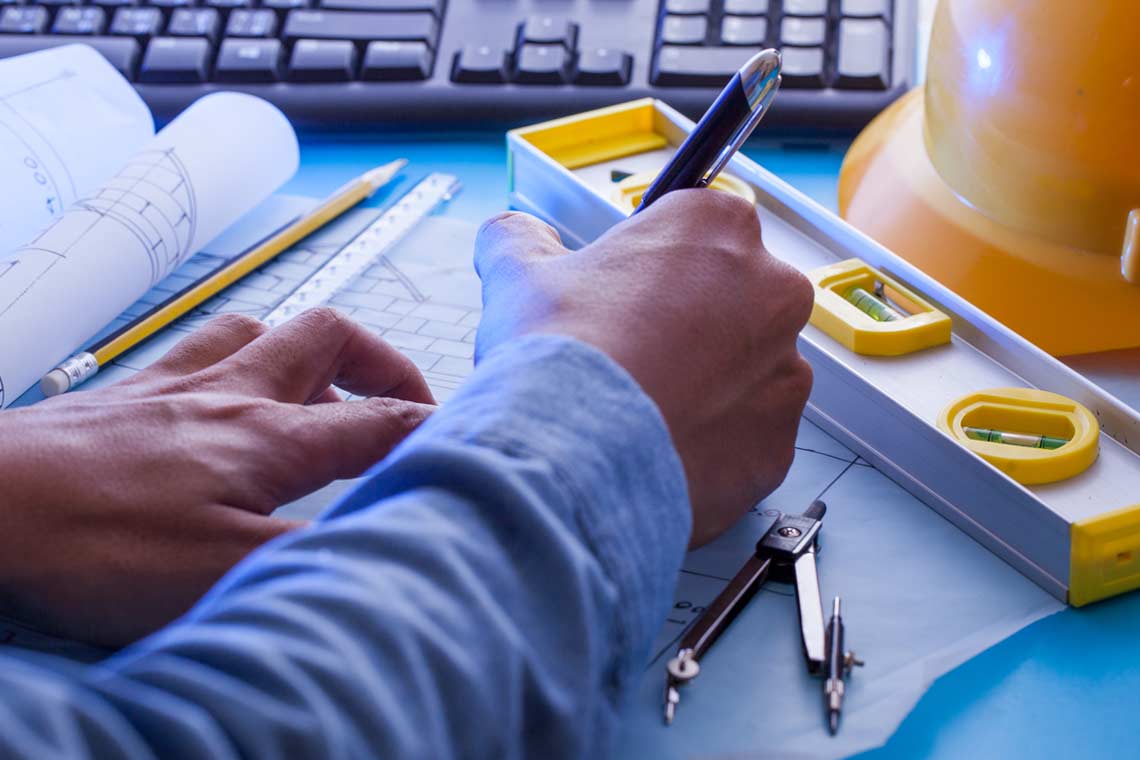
<box><xmin>838</xmin><ymin>0</ymin><xmax>1140</xmax><ymax>356</ymax></box>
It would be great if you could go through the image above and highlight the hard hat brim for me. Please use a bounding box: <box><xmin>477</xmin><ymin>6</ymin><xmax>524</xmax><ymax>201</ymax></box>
<box><xmin>839</xmin><ymin>89</ymin><xmax>1140</xmax><ymax>357</ymax></box>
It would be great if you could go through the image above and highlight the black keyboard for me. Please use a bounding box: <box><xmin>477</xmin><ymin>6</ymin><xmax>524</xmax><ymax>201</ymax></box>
<box><xmin>0</xmin><ymin>0</ymin><xmax>915</xmax><ymax>131</ymax></box>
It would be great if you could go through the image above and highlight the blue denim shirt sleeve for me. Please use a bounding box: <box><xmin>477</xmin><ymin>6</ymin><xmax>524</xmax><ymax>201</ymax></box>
<box><xmin>0</xmin><ymin>335</ymin><xmax>692</xmax><ymax>759</ymax></box>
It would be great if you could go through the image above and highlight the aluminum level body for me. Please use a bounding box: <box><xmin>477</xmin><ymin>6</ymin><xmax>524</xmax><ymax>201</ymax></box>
<box><xmin>506</xmin><ymin>99</ymin><xmax>1140</xmax><ymax>605</ymax></box>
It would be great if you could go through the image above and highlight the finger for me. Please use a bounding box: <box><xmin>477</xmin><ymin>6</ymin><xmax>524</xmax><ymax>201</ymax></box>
<box><xmin>145</xmin><ymin>314</ymin><xmax>269</xmax><ymax>378</ymax></box>
<box><xmin>211</xmin><ymin>307</ymin><xmax>435</xmax><ymax>405</ymax></box>
<box><xmin>474</xmin><ymin>211</ymin><xmax>567</xmax><ymax>282</ymax></box>
<box><xmin>268</xmin><ymin>398</ymin><xmax>435</xmax><ymax>499</ymax></box>
<box><xmin>310</xmin><ymin>386</ymin><xmax>343</xmax><ymax>404</ymax></box>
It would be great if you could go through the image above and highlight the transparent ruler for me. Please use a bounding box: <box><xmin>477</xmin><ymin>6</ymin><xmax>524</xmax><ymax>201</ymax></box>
<box><xmin>264</xmin><ymin>172</ymin><xmax>461</xmax><ymax>328</ymax></box>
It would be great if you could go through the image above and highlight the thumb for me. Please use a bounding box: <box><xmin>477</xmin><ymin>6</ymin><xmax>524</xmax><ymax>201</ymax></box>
<box><xmin>474</xmin><ymin>212</ymin><xmax>566</xmax><ymax>282</ymax></box>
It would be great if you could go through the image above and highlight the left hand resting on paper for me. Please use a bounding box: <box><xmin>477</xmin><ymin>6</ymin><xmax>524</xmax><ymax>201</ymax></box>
<box><xmin>0</xmin><ymin>308</ymin><xmax>435</xmax><ymax>647</ymax></box>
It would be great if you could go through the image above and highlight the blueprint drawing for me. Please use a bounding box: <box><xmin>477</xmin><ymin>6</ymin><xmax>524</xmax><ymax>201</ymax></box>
<box><xmin>0</xmin><ymin>90</ymin><xmax>298</xmax><ymax>406</ymax></box>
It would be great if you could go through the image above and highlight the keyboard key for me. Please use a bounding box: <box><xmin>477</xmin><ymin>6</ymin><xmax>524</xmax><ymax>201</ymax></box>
<box><xmin>720</xmin><ymin>15</ymin><xmax>766</xmax><ymax>45</ymax></box>
<box><xmin>361</xmin><ymin>40</ymin><xmax>431</xmax><ymax>80</ymax></box>
<box><xmin>841</xmin><ymin>0</ymin><xmax>890</xmax><ymax>18</ymax></box>
<box><xmin>518</xmin><ymin>16</ymin><xmax>576</xmax><ymax>48</ymax></box>
<box><xmin>283</xmin><ymin>11</ymin><xmax>436</xmax><ymax>45</ymax></box>
<box><xmin>450</xmin><ymin>43</ymin><xmax>506</xmax><ymax>83</ymax></box>
<box><xmin>319</xmin><ymin>0</ymin><xmax>441</xmax><ymax>11</ymax></box>
<box><xmin>665</xmin><ymin>0</ymin><xmax>710</xmax><ymax>14</ymax></box>
<box><xmin>722</xmin><ymin>0</ymin><xmax>767</xmax><ymax>15</ymax></box>
<box><xmin>0</xmin><ymin>35</ymin><xmax>139</xmax><ymax>75</ymax></box>
<box><xmin>573</xmin><ymin>47</ymin><xmax>630</xmax><ymax>86</ymax></box>
<box><xmin>206</xmin><ymin>0</ymin><xmax>251</xmax><ymax>8</ymax></box>
<box><xmin>836</xmin><ymin>17</ymin><xmax>889</xmax><ymax>88</ymax></box>
<box><xmin>783</xmin><ymin>0</ymin><xmax>827</xmax><ymax>15</ymax></box>
<box><xmin>110</xmin><ymin>7</ymin><xmax>162</xmax><ymax>37</ymax></box>
<box><xmin>661</xmin><ymin>15</ymin><xmax>706</xmax><ymax>45</ymax></box>
<box><xmin>653</xmin><ymin>44</ymin><xmax>758</xmax><ymax>86</ymax></box>
<box><xmin>780</xmin><ymin>16</ymin><xmax>825</xmax><ymax>46</ymax></box>
<box><xmin>167</xmin><ymin>8</ymin><xmax>219</xmax><ymax>40</ymax></box>
<box><xmin>91</xmin><ymin>0</ymin><xmax>139</xmax><ymax>8</ymax></box>
<box><xmin>52</xmin><ymin>6</ymin><xmax>106</xmax><ymax>33</ymax></box>
<box><xmin>288</xmin><ymin>37</ymin><xmax>355</xmax><ymax>81</ymax></box>
<box><xmin>262</xmin><ymin>0</ymin><xmax>308</xmax><ymax>9</ymax></box>
<box><xmin>0</xmin><ymin>7</ymin><xmax>48</xmax><ymax>34</ymax></box>
<box><xmin>139</xmin><ymin>36</ymin><xmax>212</xmax><ymax>82</ymax></box>
<box><xmin>39</xmin><ymin>0</ymin><xmax>82</xmax><ymax>7</ymax></box>
<box><xmin>512</xmin><ymin>43</ymin><xmax>568</xmax><ymax>84</ymax></box>
<box><xmin>214</xmin><ymin>37</ymin><xmax>282</xmax><ymax>81</ymax></box>
<box><xmin>225</xmin><ymin>8</ymin><xmax>276</xmax><ymax>37</ymax></box>
<box><xmin>779</xmin><ymin>45</ymin><xmax>824</xmax><ymax>87</ymax></box>
<box><xmin>147</xmin><ymin>0</ymin><xmax>194</xmax><ymax>8</ymax></box>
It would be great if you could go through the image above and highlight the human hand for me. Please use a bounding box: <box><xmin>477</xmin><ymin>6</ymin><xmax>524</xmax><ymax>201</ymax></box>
<box><xmin>0</xmin><ymin>308</ymin><xmax>435</xmax><ymax>647</ymax></box>
<box><xmin>474</xmin><ymin>190</ymin><xmax>813</xmax><ymax>546</ymax></box>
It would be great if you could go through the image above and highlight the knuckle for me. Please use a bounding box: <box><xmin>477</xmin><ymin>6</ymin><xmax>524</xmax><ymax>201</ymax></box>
<box><xmin>478</xmin><ymin>211</ymin><xmax>554</xmax><ymax>242</ymax></box>
<box><xmin>367</xmin><ymin>396</ymin><xmax>431</xmax><ymax>434</ymax></box>
<box><xmin>783</xmin><ymin>268</ymin><xmax>816</xmax><ymax>327</ymax></box>
<box><xmin>158</xmin><ymin>370</ymin><xmax>213</xmax><ymax>395</ymax></box>
<box><xmin>210</xmin><ymin>313</ymin><xmax>266</xmax><ymax>341</ymax></box>
<box><xmin>294</xmin><ymin>306</ymin><xmax>352</xmax><ymax>335</ymax></box>
<box><xmin>717</xmin><ymin>189</ymin><xmax>761</xmax><ymax>223</ymax></box>
<box><xmin>477</xmin><ymin>210</ymin><xmax>526</xmax><ymax>238</ymax></box>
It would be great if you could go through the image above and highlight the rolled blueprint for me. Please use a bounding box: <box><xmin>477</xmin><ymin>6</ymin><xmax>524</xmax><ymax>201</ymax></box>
<box><xmin>0</xmin><ymin>91</ymin><xmax>300</xmax><ymax>406</ymax></box>
<box><xmin>0</xmin><ymin>44</ymin><xmax>154</xmax><ymax>254</ymax></box>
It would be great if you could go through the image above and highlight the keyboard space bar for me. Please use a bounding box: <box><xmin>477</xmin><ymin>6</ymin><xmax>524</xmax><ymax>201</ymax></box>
<box><xmin>653</xmin><ymin>45</ymin><xmax>762</xmax><ymax>87</ymax></box>
<box><xmin>0</xmin><ymin>36</ymin><xmax>141</xmax><ymax>79</ymax></box>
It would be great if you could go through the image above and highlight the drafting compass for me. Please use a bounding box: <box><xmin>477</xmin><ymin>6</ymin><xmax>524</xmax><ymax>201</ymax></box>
<box><xmin>663</xmin><ymin>500</ymin><xmax>863</xmax><ymax>734</ymax></box>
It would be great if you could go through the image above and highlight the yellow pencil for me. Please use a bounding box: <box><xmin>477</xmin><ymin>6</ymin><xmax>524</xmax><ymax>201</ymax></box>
<box><xmin>40</xmin><ymin>159</ymin><xmax>407</xmax><ymax>397</ymax></box>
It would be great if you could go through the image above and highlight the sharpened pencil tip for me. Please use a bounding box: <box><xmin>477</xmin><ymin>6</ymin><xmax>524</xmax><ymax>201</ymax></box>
<box><xmin>363</xmin><ymin>159</ymin><xmax>408</xmax><ymax>191</ymax></box>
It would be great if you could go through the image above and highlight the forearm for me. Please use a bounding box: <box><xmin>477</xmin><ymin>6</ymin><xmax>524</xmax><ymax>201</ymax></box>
<box><xmin>0</xmin><ymin>336</ymin><xmax>691</xmax><ymax>759</ymax></box>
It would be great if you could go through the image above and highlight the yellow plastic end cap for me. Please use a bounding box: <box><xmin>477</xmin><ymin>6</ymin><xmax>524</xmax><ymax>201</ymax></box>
<box><xmin>938</xmin><ymin>387</ymin><xmax>1099</xmax><ymax>486</ymax></box>
<box><xmin>1071</xmin><ymin>502</ymin><xmax>1140</xmax><ymax>606</ymax></box>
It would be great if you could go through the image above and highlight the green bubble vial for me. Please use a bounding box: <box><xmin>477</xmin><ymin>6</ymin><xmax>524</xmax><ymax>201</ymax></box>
<box><xmin>843</xmin><ymin>286</ymin><xmax>904</xmax><ymax>323</ymax></box>
<box><xmin>963</xmin><ymin>426</ymin><xmax>1070</xmax><ymax>450</ymax></box>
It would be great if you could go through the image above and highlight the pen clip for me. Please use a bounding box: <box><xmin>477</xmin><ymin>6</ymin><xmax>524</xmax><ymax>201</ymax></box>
<box><xmin>698</xmin><ymin>69</ymin><xmax>782</xmax><ymax>188</ymax></box>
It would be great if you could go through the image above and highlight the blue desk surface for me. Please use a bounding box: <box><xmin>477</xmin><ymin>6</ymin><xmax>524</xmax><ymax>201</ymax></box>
<box><xmin>283</xmin><ymin>132</ymin><xmax>1140</xmax><ymax>760</ymax></box>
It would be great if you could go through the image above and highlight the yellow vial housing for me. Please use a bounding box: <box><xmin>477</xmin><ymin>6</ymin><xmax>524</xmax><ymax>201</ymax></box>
<box><xmin>938</xmin><ymin>387</ymin><xmax>1100</xmax><ymax>485</ymax></box>
<box><xmin>609</xmin><ymin>170</ymin><xmax>756</xmax><ymax>214</ymax></box>
<box><xmin>808</xmin><ymin>259</ymin><xmax>952</xmax><ymax>356</ymax></box>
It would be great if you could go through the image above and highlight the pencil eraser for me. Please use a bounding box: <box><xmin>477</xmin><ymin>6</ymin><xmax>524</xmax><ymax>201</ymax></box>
<box><xmin>40</xmin><ymin>369</ymin><xmax>71</xmax><ymax>397</ymax></box>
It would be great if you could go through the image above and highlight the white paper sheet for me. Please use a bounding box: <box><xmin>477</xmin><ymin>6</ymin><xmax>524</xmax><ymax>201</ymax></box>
<box><xmin>0</xmin><ymin>45</ymin><xmax>153</xmax><ymax>254</ymax></box>
<box><xmin>0</xmin><ymin>91</ymin><xmax>299</xmax><ymax>406</ymax></box>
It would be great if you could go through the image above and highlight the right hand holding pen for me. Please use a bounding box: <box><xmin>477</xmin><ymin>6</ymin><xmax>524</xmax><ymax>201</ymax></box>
<box><xmin>474</xmin><ymin>189</ymin><xmax>814</xmax><ymax>546</ymax></box>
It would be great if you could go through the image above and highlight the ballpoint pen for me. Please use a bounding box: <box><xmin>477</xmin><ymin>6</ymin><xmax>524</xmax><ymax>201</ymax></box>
<box><xmin>635</xmin><ymin>48</ymin><xmax>782</xmax><ymax>212</ymax></box>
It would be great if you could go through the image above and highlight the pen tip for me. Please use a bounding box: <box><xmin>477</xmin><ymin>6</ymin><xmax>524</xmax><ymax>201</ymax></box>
<box><xmin>829</xmin><ymin>711</ymin><xmax>839</xmax><ymax>735</ymax></box>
